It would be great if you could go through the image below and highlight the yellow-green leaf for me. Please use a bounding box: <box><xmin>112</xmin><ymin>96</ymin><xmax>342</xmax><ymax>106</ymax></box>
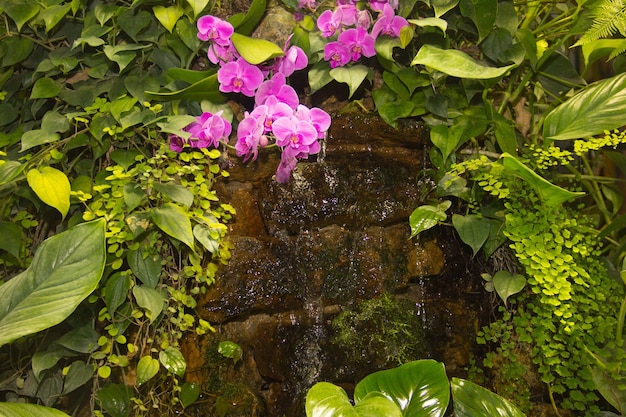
<box><xmin>231</xmin><ymin>32</ymin><xmax>284</xmax><ymax>65</ymax></box>
<box><xmin>153</xmin><ymin>5</ymin><xmax>184</xmax><ymax>33</ymax></box>
<box><xmin>27</xmin><ymin>167</ymin><xmax>71</xmax><ymax>219</ymax></box>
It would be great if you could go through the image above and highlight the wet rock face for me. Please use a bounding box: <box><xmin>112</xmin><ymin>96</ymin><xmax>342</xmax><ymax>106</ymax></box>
<box><xmin>186</xmin><ymin>113</ymin><xmax>488</xmax><ymax>417</ymax></box>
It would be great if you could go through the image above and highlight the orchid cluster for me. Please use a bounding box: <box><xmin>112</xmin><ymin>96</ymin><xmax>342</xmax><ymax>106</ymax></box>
<box><xmin>298</xmin><ymin>0</ymin><xmax>408</xmax><ymax>68</ymax></box>
<box><xmin>170</xmin><ymin>15</ymin><xmax>331</xmax><ymax>183</ymax></box>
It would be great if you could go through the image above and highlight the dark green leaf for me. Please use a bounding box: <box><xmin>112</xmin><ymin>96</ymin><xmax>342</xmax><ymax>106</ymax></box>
<box><xmin>21</xmin><ymin>129</ymin><xmax>61</xmax><ymax>152</ymax></box>
<box><xmin>62</xmin><ymin>360</ymin><xmax>94</xmax><ymax>395</ymax></box>
<box><xmin>181</xmin><ymin>382</ymin><xmax>201</xmax><ymax>407</ymax></box>
<box><xmin>146</xmin><ymin>73</ymin><xmax>225</xmax><ymax>102</ymax></box>
<box><xmin>218</xmin><ymin>341</ymin><xmax>243</xmax><ymax>364</ymax></box>
<box><xmin>492</xmin><ymin>271</ymin><xmax>526</xmax><ymax>305</ymax></box>
<box><xmin>2</xmin><ymin>37</ymin><xmax>34</xmax><ymax>66</ymax></box>
<box><xmin>123</xmin><ymin>182</ymin><xmax>145</xmax><ymax>213</ymax></box>
<box><xmin>96</xmin><ymin>383</ymin><xmax>132</xmax><ymax>417</ymax></box>
<box><xmin>0</xmin><ymin>220</ymin><xmax>106</xmax><ymax>347</ymax></box>
<box><xmin>39</xmin><ymin>4</ymin><xmax>72</xmax><ymax>33</ymax></box>
<box><xmin>0</xmin><ymin>221</ymin><xmax>24</xmax><ymax>259</ymax></box>
<box><xmin>228</xmin><ymin>0</ymin><xmax>267</xmax><ymax>35</ymax></box>
<box><xmin>31</xmin><ymin>77</ymin><xmax>62</xmax><ymax>99</ymax></box>
<box><xmin>55</xmin><ymin>322</ymin><xmax>98</xmax><ymax>353</ymax></box>
<box><xmin>41</xmin><ymin>111</ymin><xmax>70</xmax><ymax>134</ymax></box>
<box><xmin>128</xmin><ymin>250</ymin><xmax>161</xmax><ymax>289</ymax></box>
<box><xmin>330</xmin><ymin>65</ymin><xmax>371</xmax><ymax>98</ymax></box>
<box><xmin>104</xmin><ymin>273</ymin><xmax>132</xmax><ymax>316</ymax></box>
<box><xmin>110</xmin><ymin>149</ymin><xmax>141</xmax><ymax>170</ymax></box>
<box><xmin>459</xmin><ymin>0</ymin><xmax>497</xmax><ymax>42</ymax></box>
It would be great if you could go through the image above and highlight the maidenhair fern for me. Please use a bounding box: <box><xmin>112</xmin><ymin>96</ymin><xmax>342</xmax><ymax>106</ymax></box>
<box><xmin>576</xmin><ymin>0</ymin><xmax>626</xmax><ymax>57</ymax></box>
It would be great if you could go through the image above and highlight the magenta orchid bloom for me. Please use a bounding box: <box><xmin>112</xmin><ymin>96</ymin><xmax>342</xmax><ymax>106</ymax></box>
<box><xmin>169</xmin><ymin>134</ymin><xmax>185</xmax><ymax>152</ymax></box>
<box><xmin>262</xmin><ymin>95</ymin><xmax>295</xmax><ymax>132</ymax></box>
<box><xmin>369</xmin><ymin>0</ymin><xmax>398</xmax><ymax>11</ymax></box>
<box><xmin>236</xmin><ymin>109</ymin><xmax>267</xmax><ymax>162</ymax></box>
<box><xmin>276</xmin><ymin>153</ymin><xmax>299</xmax><ymax>183</ymax></box>
<box><xmin>317</xmin><ymin>9</ymin><xmax>342</xmax><ymax>38</ymax></box>
<box><xmin>207</xmin><ymin>42</ymin><xmax>239</xmax><ymax>65</ymax></box>
<box><xmin>186</xmin><ymin>111</ymin><xmax>232</xmax><ymax>148</ymax></box>
<box><xmin>197</xmin><ymin>16</ymin><xmax>234</xmax><ymax>45</ymax></box>
<box><xmin>338</xmin><ymin>27</ymin><xmax>376</xmax><ymax>61</ymax></box>
<box><xmin>294</xmin><ymin>105</ymin><xmax>331</xmax><ymax>139</ymax></box>
<box><xmin>255</xmin><ymin>73</ymin><xmax>300</xmax><ymax>108</ymax></box>
<box><xmin>274</xmin><ymin>37</ymin><xmax>308</xmax><ymax>77</ymax></box>
<box><xmin>371</xmin><ymin>3</ymin><xmax>408</xmax><ymax>38</ymax></box>
<box><xmin>217</xmin><ymin>58</ymin><xmax>264</xmax><ymax>97</ymax></box>
<box><xmin>273</xmin><ymin>116</ymin><xmax>320</xmax><ymax>158</ymax></box>
<box><xmin>324</xmin><ymin>41</ymin><xmax>351</xmax><ymax>68</ymax></box>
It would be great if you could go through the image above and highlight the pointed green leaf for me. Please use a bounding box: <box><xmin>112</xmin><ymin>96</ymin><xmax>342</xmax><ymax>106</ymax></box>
<box><xmin>218</xmin><ymin>341</ymin><xmax>243</xmax><ymax>364</ymax></box>
<box><xmin>132</xmin><ymin>286</ymin><xmax>164</xmax><ymax>324</ymax></box>
<box><xmin>3</xmin><ymin>0</ymin><xmax>40</xmax><ymax>31</ymax></box>
<box><xmin>31</xmin><ymin>77</ymin><xmax>62</xmax><ymax>99</ymax></box>
<box><xmin>330</xmin><ymin>65</ymin><xmax>371</xmax><ymax>98</ymax></box>
<box><xmin>0</xmin><ymin>219</ymin><xmax>106</xmax><ymax>347</ymax></box>
<box><xmin>2</xmin><ymin>37</ymin><xmax>34</xmax><ymax>66</ymax></box>
<box><xmin>459</xmin><ymin>0</ymin><xmax>497</xmax><ymax>42</ymax></box>
<box><xmin>543</xmin><ymin>72</ymin><xmax>626</xmax><ymax>140</ymax></box>
<box><xmin>39</xmin><ymin>3</ymin><xmax>72</xmax><ymax>33</ymax></box>
<box><xmin>452</xmin><ymin>378</ymin><xmax>525</xmax><ymax>417</ymax></box>
<box><xmin>21</xmin><ymin>129</ymin><xmax>61</xmax><ymax>152</ymax></box>
<box><xmin>306</xmin><ymin>382</ymin><xmax>360</xmax><ymax>417</ymax></box>
<box><xmin>355</xmin><ymin>360</ymin><xmax>450</xmax><ymax>417</ymax></box>
<box><xmin>103</xmin><ymin>273</ymin><xmax>132</xmax><ymax>316</ymax></box>
<box><xmin>154</xmin><ymin>182</ymin><xmax>194</xmax><ymax>208</ymax></box>
<box><xmin>228</xmin><ymin>0</ymin><xmax>267</xmax><ymax>35</ymax></box>
<box><xmin>153</xmin><ymin>5</ymin><xmax>184</xmax><ymax>33</ymax></box>
<box><xmin>62</xmin><ymin>360</ymin><xmax>95</xmax><ymax>395</ymax></box>
<box><xmin>408</xmin><ymin>18</ymin><xmax>448</xmax><ymax>33</ymax></box>
<box><xmin>185</xmin><ymin>0</ymin><xmax>211</xmax><ymax>17</ymax></box>
<box><xmin>27</xmin><ymin>167</ymin><xmax>71</xmax><ymax>219</ymax></box>
<box><xmin>152</xmin><ymin>203</ymin><xmax>195</xmax><ymax>249</ymax></box>
<box><xmin>588</xmin><ymin>350</ymin><xmax>626</xmax><ymax>415</ymax></box>
<box><xmin>96</xmin><ymin>383</ymin><xmax>131</xmax><ymax>417</ymax></box>
<box><xmin>110</xmin><ymin>149</ymin><xmax>141</xmax><ymax>170</ymax></box>
<box><xmin>409</xmin><ymin>201</ymin><xmax>451</xmax><ymax>238</ymax></box>
<box><xmin>123</xmin><ymin>182</ymin><xmax>144</xmax><ymax>213</ymax></box>
<box><xmin>308</xmin><ymin>61</ymin><xmax>334</xmax><ymax>94</ymax></box>
<box><xmin>501</xmin><ymin>153</ymin><xmax>584</xmax><ymax>207</ymax></box>
<box><xmin>0</xmin><ymin>221</ymin><xmax>24</xmax><ymax>259</ymax></box>
<box><xmin>452</xmin><ymin>214</ymin><xmax>491</xmax><ymax>257</ymax></box>
<box><xmin>231</xmin><ymin>32</ymin><xmax>284</xmax><ymax>65</ymax></box>
<box><xmin>193</xmin><ymin>224</ymin><xmax>220</xmax><ymax>253</ymax></box>
<box><xmin>430</xmin><ymin>0</ymin><xmax>460</xmax><ymax>17</ymax></box>
<box><xmin>0</xmin><ymin>403</ymin><xmax>71</xmax><ymax>417</ymax></box>
<box><xmin>492</xmin><ymin>271</ymin><xmax>526</xmax><ymax>306</ymax></box>
<box><xmin>430</xmin><ymin>124</ymin><xmax>464</xmax><ymax>162</ymax></box>
<box><xmin>181</xmin><ymin>382</ymin><xmax>201</xmax><ymax>407</ymax></box>
<box><xmin>128</xmin><ymin>250</ymin><xmax>161</xmax><ymax>288</ymax></box>
<box><xmin>159</xmin><ymin>346</ymin><xmax>186</xmax><ymax>377</ymax></box>
<box><xmin>412</xmin><ymin>44</ymin><xmax>515</xmax><ymax>79</ymax></box>
<box><xmin>137</xmin><ymin>356</ymin><xmax>160</xmax><ymax>385</ymax></box>
<box><xmin>146</xmin><ymin>74</ymin><xmax>225</xmax><ymax>102</ymax></box>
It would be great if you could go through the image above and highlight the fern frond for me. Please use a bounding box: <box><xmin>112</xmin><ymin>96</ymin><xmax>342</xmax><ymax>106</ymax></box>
<box><xmin>575</xmin><ymin>0</ymin><xmax>626</xmax><ymax>45</ymax></box>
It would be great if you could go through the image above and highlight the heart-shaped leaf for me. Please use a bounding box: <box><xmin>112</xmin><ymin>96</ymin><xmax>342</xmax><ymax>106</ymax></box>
<box><xmin>409</xmin><ymin>201</ymin><xmax>451</xmax><ymax>238</ymax></box>
<box><xmin>151</xmin><ymin>203</ymin><xmax>195</xmax><ymax>250</ymax></box>
<box><xmin>330</xmin><ymin>65</ymin><xmax>371</xmax><ymax>98</ymax></box>
<box><xmin>137</xmin><ymin>356</ymin><xmax>160</xmax><ymax>385</ymax></box>
<box><xmin>452</xmin><ymin>214</ymin><xmax>491</xmax><ymax>257</ymax></box>
<box><xmin>159</xmin><ymin>346</ymin><xmax>186</xmax><ymax>377</ymax></box>
<box><xmin>27</xmin><ymin>166</ymin><xmax>71</xmax><ymax>219</ymax></box>
<box><xmin>492</xmin><ymin>271</ymin><xmax>526</xmax><ymax>306</ymax></box>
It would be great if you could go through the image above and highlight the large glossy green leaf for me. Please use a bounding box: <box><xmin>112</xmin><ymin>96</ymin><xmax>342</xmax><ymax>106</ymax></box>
<box><xmin>151</xmin><ymin>203</ymin><xmax>195</xmax><ymax>249</ymax></box>
<box><xmin>412</xmin><ymin>44</ymin><xmax>515</xmax><ymax>79</ymax></box>
<box><xmin>588</xmin><ymin>350</ymin><xmax>626</xmax><ymax>415</ymax></box>
<box><xmin>0</xmin><ymin>219</ymin><xmax>106</xmax><ymax>347</ymax></box>
<box><xmin>128</xmin><ymin>250</ymin><xmax>161</xmax><ymax>288</ymax></box>
<box><xmin>354</xmin><ymin>360</ymin><xmax>450</xmax><ymax>417</ymax></box>
<box><xmin>26</xmin><ymin>166</ymin><xmax>71</xmax><ymax>219</ymax></box>
<box><xmin>0</xmin><ymin>221</ymin><xmax>24</xmax><ymax>259</ymax></box>
<box><xmin>451</xmin><ymin>378</ymin><xmax>525</xmax><ymax>417</ymax></box>
<box><xmin>231</xmin><ymin>32</ymin><xmax>284</xmax><ymax>65</ymax></box>
<box><xmin>0</xmin><ymin>403</ymin><xmax>71</xmax><ymax>417</ymax></box>
<box><xmin>500</xmin><ymin>153</ymin><xmax>584</xmax><ymax>207</ymax></box>
<box><xmin>306</xmin><ymin>382</ymin><xmax>403</xmax><ymax>417</ymax></box>
<box><xmin>132</xmin><ymin>286</ymin><xmax>165</xmax><ymax>324</ymax></box>
<box><xmin>543</xmin><ymin>72</ymin><xmax>626</xmax><ymax>140</ymax></box>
